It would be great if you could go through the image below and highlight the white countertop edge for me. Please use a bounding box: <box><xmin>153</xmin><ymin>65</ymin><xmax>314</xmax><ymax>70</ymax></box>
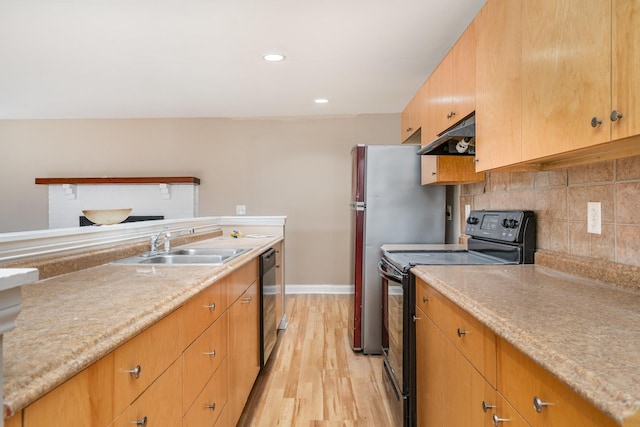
<box><xmin>0</xmin><ymin>269</ymin><xmax>39</xmax><ymax>292</ymax></box>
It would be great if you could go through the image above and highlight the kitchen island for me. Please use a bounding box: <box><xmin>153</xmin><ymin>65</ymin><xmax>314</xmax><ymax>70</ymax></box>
<box><xmin>412</xmin><ymin>262</ymin><xmax>640</xmax><ymax>426</ymax></box>
<box><xmin>0</xmin><ymin>217</ymin><xmax>285</xmax><ymax>426</ymax></box>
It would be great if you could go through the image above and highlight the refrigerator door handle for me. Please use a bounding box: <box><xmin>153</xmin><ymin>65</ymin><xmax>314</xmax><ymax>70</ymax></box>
<box><xmin>350</xmin><ymin>202</ymin><xmax>366</xmax><ymax>211</ymax></box>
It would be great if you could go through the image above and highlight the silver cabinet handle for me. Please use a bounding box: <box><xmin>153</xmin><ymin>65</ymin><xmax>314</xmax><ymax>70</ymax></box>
<box><xmin>412</xmin><ymin>315</ymin><xmax>421</xmax><ymax>322</ymax></box>
<box><xmin>457</xmin><ymin>328</ymin><xmax>469</xmax><ymax>337</ymax></box>
<box><xmin>207</xmin><ymin>403</ymin><xmax>216</xmax><ymax>411</ymax></box>
<box><xmin>611</xmin><ymin>110</ymin><xmax>624</xmax><ymax>122</ymax></box>
<box><xmin>203</xmin><ymin>350</ymin><xmax>216</xmax><ymax>357</ymax></box>
<box><xmin>406</xmin><ymin>127</ymin><xmax>413</xmax><ymax>132</ymax></box>
<box><xmin>591</xmin><ymin>116</ymin><xmax>603</xmax><ymax>127</ymax></box>
<box><xmin>482</xmin><ymin>401</ymin><xmax>495</xmax><ymax>413</ymax></box>
<box><xmin>126</xmin><ymin>365</ymin><xmax>142</xmax><ymax>379</ymax></box>
<box><xmin>204</xmin><ymin>303</ymin><xmax>216</xmax><ymax>311</ymax></box>
<box><xmin>533</xmin><ymin>396</ymin><xmax>553</xmax><ymax>413</ymax></box>
<box><xmin>492</xmin><ymin>414</ymin><xmax>510</xmax><ymax>426</ymax></box>
<box><xmin>132</xmin><ymin>416</ymin><xmax>147</xmax><ymax>426</ymax></box>
<box><xmin>447</xmin><ymin>111</ymin><xmax>456</xmax><ymax>119</ymax></box>
<box><xmin>242</xmin><ymin>296</ymin><xmax>253</xmax><ymax>304</ymax></box>
<box><xmin>431</xmin><ymin>171</ymin><xmax>437</xmax><ymax>176</ymax></box>
<box><xmin>422</xmin><ymin>296</ymin><xmax>429</xmax><ymax>303</ymax></box>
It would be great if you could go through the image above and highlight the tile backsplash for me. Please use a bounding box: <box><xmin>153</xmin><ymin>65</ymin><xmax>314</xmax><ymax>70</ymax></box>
<box><xmin>460</xmin><ymin>156</ymin><xmax>640</xmax><ymax>268</ymax></box>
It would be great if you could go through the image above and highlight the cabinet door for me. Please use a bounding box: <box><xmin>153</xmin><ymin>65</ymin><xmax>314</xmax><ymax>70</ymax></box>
<box><xmin>521</xmin><ymin>0</ymin><xmax>611</xmax><ymax>161</ymax></box>
<box><xmin>424</xmin><ymin>57</ymin><xmax>453</xmax><ymax>141</ymax></box>
<box><xmin>415</xmin><ymin>311</ymin><xmax>445</xmax><ymax>427</ymax></box>
<box><xmin>183</xmin><ymin>277</ymin><xmax>227</xmax><ymax>347</ymax></box>
<box><xmin>421</xmin><ymin>156</ymin><xmax>485</xmax><ymax>185</ymax></box>
<box><xmin>111</xmin><ymin>360</ymin><xmax>182</xmax><ymax>427</ymax></box>
<box><xmin>401</xmin><ymin>89</ymin><xmax>424</xmax><ymax>143</ymax></box>
<box><xmin>451</xmin><ymin>21</ymin><xmax>476</xmax><ymax>122</ymax></box>
<box><xmin>497</xmin><ymin>338</ymin><xmax>617</xmax><ymax>427</ymax></box>
<box><xmin>475</xmin><ymin>0</ymin><xmax>523</xmax><ymax>171</ymax></box>
<box><xmin>23</xmin><ymin>353</ymin><xmax>114</xmax><ymax>427</ymax></box>
<box><xmin>183</xmin><ymin>358</ymin><xmax>228</xmax><ymax>427</ymax></box>
<box><xmin>112</xmin><ymin>307</ymin><xmax>184</xmax><ymax>417</ymax></box>
<box><xmin>612</xmin><ymin>0</ymin><xmax>640</xmax><ymax>140</ymax></box>
<box><xmin>227</xmin><ymin>282</ymin><xmax>260</xmax><ymax>425</ymax></box>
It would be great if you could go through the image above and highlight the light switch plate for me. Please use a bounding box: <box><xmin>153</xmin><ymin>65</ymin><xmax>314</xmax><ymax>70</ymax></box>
<box><xmin>587</xmin><ymin>202</ymin><xmax>601</xmax><ymax>234</ymax></box>
<box><xmin>236</xmin><ymin>205</ymin><xmax>246</xmax><ymax>215</ymax></box>
<box><xmin>464</xmin><ymin>204</ymin><xmax>471</xmax><ymax>220</ymax></box>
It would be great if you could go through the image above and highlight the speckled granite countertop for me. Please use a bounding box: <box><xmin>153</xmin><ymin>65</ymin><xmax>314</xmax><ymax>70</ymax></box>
<box><xmin>411</xmin><ymin>264</ymin><xmax>640</xmax><ymax>425</ymax></box>
<box><xmin>2</xmin><ymin>235</ymin><xmax>281</xmax><ymax>417</ymax></box>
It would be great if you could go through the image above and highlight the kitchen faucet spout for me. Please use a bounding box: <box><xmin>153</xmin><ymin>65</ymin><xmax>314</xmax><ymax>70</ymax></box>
<box><xmin>149</xmin><ymin>227</ymin><xmax>195</xmax><ymax>253</ymax></box>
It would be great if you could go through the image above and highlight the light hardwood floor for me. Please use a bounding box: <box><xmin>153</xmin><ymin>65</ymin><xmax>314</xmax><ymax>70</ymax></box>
<box><xmin>238</xmin><ymin>294</ymin><xmax>397</xmax><ymax>427</ymax></box>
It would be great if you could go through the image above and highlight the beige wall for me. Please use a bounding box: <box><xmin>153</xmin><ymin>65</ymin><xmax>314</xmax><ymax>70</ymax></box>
<box><xmin>0</xmin><ymin>114</ymin><xmax>400</xmax><ymax>285</ymax></box>
<box><xmin>460</xmin><ymin>157</ymin><xmax>640</xmax><ymax>268</ymax></box>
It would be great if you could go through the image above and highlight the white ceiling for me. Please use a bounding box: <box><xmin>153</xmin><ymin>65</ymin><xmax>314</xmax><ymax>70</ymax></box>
<box><xmin>0</xmin><ymin>0</ymin><xmax>486</xmax><ymax>120</ymax></box>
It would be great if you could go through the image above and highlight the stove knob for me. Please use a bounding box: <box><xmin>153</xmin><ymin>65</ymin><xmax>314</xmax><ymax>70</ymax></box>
<box><xmin>467</xmin><ymin>216</ymin><xmax>479</xmax><ymax>225</ymax></box>
<box><xmin>501</xmin><ymin>218</ymin><xmax>510</xmax><ymax>228</ymax></box>
<box><xmin>502</xmin><ymin>218</ymin><xmax>519</xmax><ymax>228</ymax></box>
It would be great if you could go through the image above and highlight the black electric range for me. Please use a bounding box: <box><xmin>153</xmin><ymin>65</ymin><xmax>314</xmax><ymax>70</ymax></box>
<box><xmin>379</xmin><ymin>210</ymin><xmax>536</xmax><ymax>427</ymax></box>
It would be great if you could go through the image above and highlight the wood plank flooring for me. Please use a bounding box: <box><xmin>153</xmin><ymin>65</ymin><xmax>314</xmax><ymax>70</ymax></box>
<box><xmin>238</xmin><ymin>294</ymin><xmax>397</xmax><ymax>427</ymax></box>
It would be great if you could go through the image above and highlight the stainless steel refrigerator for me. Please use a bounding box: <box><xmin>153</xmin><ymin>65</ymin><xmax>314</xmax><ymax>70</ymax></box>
<box><xmin>348</xmin><ymin>145</ymin><xmax>445</xmax><ymax>354</ymax></box>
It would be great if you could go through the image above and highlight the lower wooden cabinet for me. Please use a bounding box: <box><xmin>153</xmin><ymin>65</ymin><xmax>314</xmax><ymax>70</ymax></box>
<box><xmin>227</xmin><ymin>281</ymin><xmax>260</xmax><ymax>425</ymax></box>
<box><xmin>19</xmin><ymin>255</ymin><xmax>265</xmax><ymax>427</ymax></box>
<box><xmin>497</xmin><ymin>338</ymin><xmax>617</xmax><ymax>427</ymax></box>
<box><xmin>110</xmin><ymin>359</ymin><xmax>182</xmax><ymax>427</ymax></box>
<box><xmin>415</xmin><ymin>306</ymin><xmax>494</xmax><ymax>427</ymax></box>
<box><xmin>416</xmin><ymin>278</ymin><xmax>620</xmax><ymax>427</ymax></box>
<box><xmin>183</xmin><ymin>358</ymin><xmax>228</xmax><ymax>427</ymax></box>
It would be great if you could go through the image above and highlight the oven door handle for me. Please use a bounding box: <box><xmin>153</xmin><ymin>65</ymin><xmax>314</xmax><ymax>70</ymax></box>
<box><xmin>378</xmin><ymin>260</ymin><xmax>404</xmax><ymax>283</ymax></box>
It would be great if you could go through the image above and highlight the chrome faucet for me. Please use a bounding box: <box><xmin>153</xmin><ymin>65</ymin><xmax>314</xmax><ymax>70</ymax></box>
<box><xmin>149</xmin><ymin>227</ymin><xmax>195</xmax><ymax>253</ymax></box>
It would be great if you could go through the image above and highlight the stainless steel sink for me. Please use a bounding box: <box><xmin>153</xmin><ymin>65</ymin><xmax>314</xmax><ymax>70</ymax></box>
<box><xmin>168</xmin><ymin>248</ymin><xmax>249</xmax><ymax>257</ymax></box>
<box><xmin>113</xmin><ymin>247</ymin><xmax>251</xmax><ymax>265</ymax></box>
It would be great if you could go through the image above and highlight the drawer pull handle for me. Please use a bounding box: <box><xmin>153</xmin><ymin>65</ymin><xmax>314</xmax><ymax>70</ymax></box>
<box><xmin>203</xmin><ymin>350</ymin><xmax>216</xmax><ymax>357</ymax></box>
<box><xmin>205</xmin><ymin>303</ymin><xmax>216</xmax><ymax>311</ymax></box>
<box><xmin>126</xmin><ymin>365</ymin><xmax>142</xmax><ymax>379</ymax></box>
<box><xmin>457</xmin><ymin>328</ymin><xmax>469</xmax><ymax>337</ymax></box>
<box><xmin>533</xmin><ymin>396</ymin><xmax>554</xmax><ymax>413</ymax></box>
<box><xmin>422</xmin><ymin>296</ymin><xmax>429</xmax><ymax>303</ymax></box>
<box><xmin>133</xmin><ymin>416</ymin><xmax>147</xmax><ymax>426</ymax></box>
<box><xmin>242</xmin><ymin>296</ymin><xmax>253</xmax><ymax>304</ymax></box>
<box><xmin>406</xmin><ymin>127</ymin><xmax>413</xmax><ymax>132</ymax></box>
<box><xmin>482</xmin><ymin>401</ymin><xmax>495</xmax><ymax>413</ymax></box>
<box><xmin>492</xmin><ymin>414</ymin><xmax>510</xmax><ymax>426</ymax></box>
<box><xmin>207</xmin><ymin>403</ymin><xmax>216</xmax><ymax>411</ymax></box>
<box><xmin>412</xmin><ymin>315</ymin><xmax>421</xmax><ymax>322</ymax></box>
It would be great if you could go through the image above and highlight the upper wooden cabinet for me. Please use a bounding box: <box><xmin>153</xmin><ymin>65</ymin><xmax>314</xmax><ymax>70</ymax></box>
<box><xmin>521</xmin><ymin>0</ymin><xmax>612</xmax><ymax>161</ymax></box>
<box><xmin>424</xmin><ymin>22</ymin><xmax>476</xmax><ymax>141</ymax></box>
<box><xmin>421</xmin><ymin>156</ymin><xmax>484</xmax><ymax>185</ymax></box>
<box><xmin>612</xmin><ymin>0</ymin><xmax>640</xmax><ymax>141</ymax></box>
<box><xmin>400</xmin><ymin>85</ymin><xmax>425</xmax><ymax>143</ymax></box>
<box><xmin>475</xmin><ymin>0</ymin><xmax>523</xmax><ymax>171</ymax></box>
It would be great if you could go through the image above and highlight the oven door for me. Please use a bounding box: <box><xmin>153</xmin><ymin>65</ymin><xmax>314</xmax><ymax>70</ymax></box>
<box><xmin>379</xmin><ymin>258</ymin><xmax>409</xmax><ymax>426</ymax></box>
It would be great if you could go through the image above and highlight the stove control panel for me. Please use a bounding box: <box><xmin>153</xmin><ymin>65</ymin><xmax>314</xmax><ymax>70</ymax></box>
<box><xmin>465</xmin><ymin>210</ymin><xmax>535</xmax><ymax>243</ymax></box>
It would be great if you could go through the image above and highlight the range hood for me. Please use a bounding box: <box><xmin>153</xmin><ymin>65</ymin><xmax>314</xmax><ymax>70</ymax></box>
<box><xmin>417</xmin><ymin>114</ymin><xmax>476</xmax><ymax>156</ymax></box>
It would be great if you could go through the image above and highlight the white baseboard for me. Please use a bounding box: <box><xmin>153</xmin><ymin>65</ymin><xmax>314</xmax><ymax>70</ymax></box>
<box><xmin>285</xmin><ymin>284</ymin><xmax>354</xmax><ymax>295</ymax></box>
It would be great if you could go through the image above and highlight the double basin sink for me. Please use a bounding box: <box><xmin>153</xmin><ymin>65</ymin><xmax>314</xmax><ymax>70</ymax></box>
<box><xmin>114</xmin><ymin>247</ymin><xmax>251</xmax><ymax>265</ymax></box>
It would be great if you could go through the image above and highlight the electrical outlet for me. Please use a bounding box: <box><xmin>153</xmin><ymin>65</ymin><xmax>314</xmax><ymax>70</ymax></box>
<box><xmin>587</xmin><ymin>202</ymin><xmax>601</xmax><ymax>234</ymax></box>
<box><xmin>236</xmin><ymin>205</ymin><xmax>246</xmax><ymax>215</ymax></box>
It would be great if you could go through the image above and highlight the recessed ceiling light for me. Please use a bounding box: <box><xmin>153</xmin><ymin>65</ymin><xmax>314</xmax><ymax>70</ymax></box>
<box><xmin>315</xmin><ymin>99</ymin><xmax>329</xmax><ymax>104</ymax></box>
<box><xmin>263</xmin><ymin>54</ymin><xmax>285</xmax><ymax>62</ymax></box>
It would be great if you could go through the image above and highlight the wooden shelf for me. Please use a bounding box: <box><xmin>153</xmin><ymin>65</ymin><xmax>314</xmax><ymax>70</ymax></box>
<box><xmin>35</xmin><ymin>177</ymin><xmax>200</xmax><ymax>185</ymax></box>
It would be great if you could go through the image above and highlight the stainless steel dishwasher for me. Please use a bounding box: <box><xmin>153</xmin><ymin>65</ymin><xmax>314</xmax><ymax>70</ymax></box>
<box><xmin>260</xmin><ymin>248</ymin><xmax>277</xmax><ymax>367</ymax></box>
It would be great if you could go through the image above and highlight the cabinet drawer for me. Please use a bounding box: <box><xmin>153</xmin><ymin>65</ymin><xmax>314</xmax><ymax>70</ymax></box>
<box><xmin>112</xmin><ymin>306</ymin><xmax>185</xmax><ymax>417</ymax></box>
<box><xmin>227</xmin><ymin>258</ymin><xmax>258</xmax><ymax>304</ymax></box>
<box><xmin>415</xmin><ymin>277</ymin><xmax>444</xmax><ymax>327</ymax></box>
<box><xmin>183</xmin><ymin>278</ymin><xmax>227</xmax><ymax>346</ymax></box>
<box><xmin>497</xmin><ymin>338</ymin><xmax>617</xmax><ymax>427</ymax></box>
<box><xmin>183</xmin><ymin>311</ymin><xmax>229</xmax><ymax>410</ymax></box>
<box><xmin>492</xmin><ymin>391</ymin><xmax>530</xmax><ymax>427</ymax></box>
<box><xmin>441</xmin><ymin>298</ymin><xmax>497</xmax><ymax>386</ymax></box>
<box><xmin>111</xmin><ymin>359</ymin><xmax>182</xmax><ymax>427</ymax></box>
<box><xmin>183</xmin><ymin>358</ymin><xmax>229</xmax><ymax>427</ymax></box>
